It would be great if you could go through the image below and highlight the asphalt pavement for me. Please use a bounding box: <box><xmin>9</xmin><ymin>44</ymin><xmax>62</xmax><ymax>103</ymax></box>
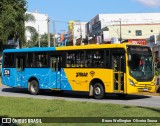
<box><xmin>0</xmin><ymin>85</ymin><xmax>160</xmax><ymax>108</ymax></box>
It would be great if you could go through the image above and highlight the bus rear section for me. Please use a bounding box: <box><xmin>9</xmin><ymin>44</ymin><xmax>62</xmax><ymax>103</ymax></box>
<box><xmin>1</xmin><ymin>50</ymin><xmax>73</xmax><ymax>95</ymax></box>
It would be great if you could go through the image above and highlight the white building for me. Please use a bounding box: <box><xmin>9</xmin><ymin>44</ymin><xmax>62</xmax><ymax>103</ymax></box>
<box><xmin>25</xmin><ymin>11</ymin><xmax>49</xmax><ymax>42</ymax></box>
<box><xmin>68</xmin><ymin>21</ymin><xmax>87</xmax><ymax>45</ymax></box>
<box><xmin>73</xmin><ymin>21</ymin><xmax>87</xmax><ymax>45</ymax></box>
<box><xmin>87</xmin><ymin>13</ymin><xmax>160</xmax><ymax>43</ymax></box>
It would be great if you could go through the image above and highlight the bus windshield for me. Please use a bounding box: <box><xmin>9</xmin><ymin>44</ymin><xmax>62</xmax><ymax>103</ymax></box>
<box><xmin>127</xmin><ymin>46</ymin><xmax>154</xmax><ymax>81</ymax></box>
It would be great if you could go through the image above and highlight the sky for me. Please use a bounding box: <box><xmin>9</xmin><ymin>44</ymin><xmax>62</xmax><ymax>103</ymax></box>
<box><xmin>26</xmin><ymin>0</ymin><xmax>160</xmax><ymax>33</ymax></box>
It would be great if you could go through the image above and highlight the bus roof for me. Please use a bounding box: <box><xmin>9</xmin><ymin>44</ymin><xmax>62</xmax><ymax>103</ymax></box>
<box><xmin>56</xmin><ymin>43</ymin><xmax>147</xmax><ymax>51</ymax></box>
<box><xmin>3</xmin><ymin>47</ymin><xmax>56</xmax><ymax>53</ymax></box>
<box><xmin>3</xmin><ymin>43</ymin><xmax>147</xmax><ymax>53</ymax></box>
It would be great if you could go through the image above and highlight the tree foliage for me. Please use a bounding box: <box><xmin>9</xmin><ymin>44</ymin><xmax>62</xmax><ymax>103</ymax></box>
<box><xmin>40</xmin><ymin>33</ymin><xmax>55</xmax><ymax>47</ymax></box>
<box><xmin>0</xmin><ymin>0</ymin><xmax>27</xmax><ymax>47</ymax></box>
<box><xmin>25</xmin><ymin>13</ymin><xmax>38</xmax><ymax>47</ymax></box>
<box><xmin>26</xmin><ymin>26</ymin><xmax>38</xmax><ymax>47</ymax></box>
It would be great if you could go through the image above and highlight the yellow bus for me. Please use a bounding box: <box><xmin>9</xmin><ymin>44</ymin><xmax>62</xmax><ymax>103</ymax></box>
<box><xmin>2</xmin><ymin>43</ymin><xmax>155</xmax><ymax>99</ymax></box>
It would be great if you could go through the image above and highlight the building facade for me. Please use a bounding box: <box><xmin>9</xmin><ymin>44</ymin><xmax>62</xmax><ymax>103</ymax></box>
<box><xmin>86</xmin><ymin>13</ymin><xmax>160</xmax><ymax>44</ymax></box>
<box><xmin>147</xmin><ymin>34</ymin><xmax>160</xmax><ymax>61</ymax></box>
<box><xmin>25</xmin><ymin>11</ymin><xmax>49</xmax><ymax>42</ymax></box>
<box><xmin>68</xmin><ymin>21</ymin><xmax>87</xmax><ymax>45</ymax></box>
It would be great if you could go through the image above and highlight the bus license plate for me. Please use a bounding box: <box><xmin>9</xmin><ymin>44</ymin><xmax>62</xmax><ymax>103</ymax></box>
<box><xmin>144</xmin><ymin>88</ymin><xmax>148</xmax><ymax>91</ymax></box>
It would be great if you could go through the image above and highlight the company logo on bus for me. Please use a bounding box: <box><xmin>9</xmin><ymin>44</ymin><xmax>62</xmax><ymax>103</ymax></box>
<box><xmin>90</xmin><ymin>71</ymin><xmax>95</xmax><ymax>77</ymax></box>
<box><xmin>76</xmin><ymin>71</ymin><xmax>95</xmax><ymax>77</ymax></box>
<box><xmin>76</xmin><ymin>72</ymin><xmax>88</xmax><ymax>77</ymax></box>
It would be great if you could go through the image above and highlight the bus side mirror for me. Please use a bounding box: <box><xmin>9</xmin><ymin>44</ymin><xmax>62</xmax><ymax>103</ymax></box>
<box><xmin>128</xmin><ymin>55</ymin><xmax>132</xmax><ymax>61</ymax></box>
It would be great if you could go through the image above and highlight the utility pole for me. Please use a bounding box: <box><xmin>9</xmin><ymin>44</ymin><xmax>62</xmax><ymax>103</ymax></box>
<box><xmin>119</xmin><ymin>18</ymin><xmax>122</xmax><ymax>43</ymax></box>
<box><xmin>79</xmin><ymin>21</ymin><xmax>83</xmax><ymax>45</ymax></box>
<box><xmin>38</xmin><ymin>25</ymin><xmax>40</xmax><ymax>47</ymax></box>
<box><xmin>47</xmin><ymin>17</ymin><xmax>50</xmax><ymax>47</ymax></box>
<box><xmin>53</xmin><ymin>19</ymin><xmax>56</xmax><ymax>47</ymax></box>
<box><xmin>113</xmin><ymin>19</ymin><xmax>122</xmax><ymax>43</ymax></box>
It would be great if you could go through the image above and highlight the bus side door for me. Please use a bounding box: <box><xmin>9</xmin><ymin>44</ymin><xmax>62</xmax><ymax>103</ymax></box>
<box><xmin>112</xmin><ymin>53</ymin><xmax>126</xmax><ymax>93</ymax></box>
<box><xmin>50</xmin><ymin>56</ymin><xmax>62</xmax><ymax>89</ymax></box>
<box><xmin>16</xmin><ymin>55</ymin><xmax>25</xmax><ymax>87</ymax></box>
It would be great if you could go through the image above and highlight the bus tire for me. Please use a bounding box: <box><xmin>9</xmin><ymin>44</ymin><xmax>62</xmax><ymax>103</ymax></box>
<box><xmin>29</xmin><ymin>80</ymin><xmax>39</xmax><ymax>95</ymax></box>
<box><xmin>93</xmin><ymin>83</ymin><xmax>104</xmax><ymax>99</ymax></box>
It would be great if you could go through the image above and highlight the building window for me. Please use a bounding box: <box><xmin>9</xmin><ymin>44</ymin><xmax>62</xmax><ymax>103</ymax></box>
<box><xmin>135</xmin><ymin>30</ymin><xmax>142</xmax><ymax>36</ymax></box>
<box><xmin>128</xmin><ymin>30</ymin><xmax>131</xmax><ymax>33</ymax></box>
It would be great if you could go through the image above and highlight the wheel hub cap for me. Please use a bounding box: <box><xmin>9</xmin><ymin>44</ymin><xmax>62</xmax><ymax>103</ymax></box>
<box><xmin>95</xmin><ymin>87</ymin><xmax>101</xmax><ymax>95</ymax></box>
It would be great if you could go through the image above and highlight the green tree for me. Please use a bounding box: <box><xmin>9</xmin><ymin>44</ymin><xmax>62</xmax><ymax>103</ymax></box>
<box><xmin>40</xmin><ymin>33</ymin><xmax>55</xmax><ymax>47</ymax></box>
<box><xmin>0</xmin><ymin>0</ymin><xmax>27</xmax><ymax>48</ymax></box>
<box><xmin>26</xmin><ymin>27</ymin><xmax>38</xmax><ymax>47</ymax></box>
<box><xmin>25</xmin><ymin>13</ymin><xmax>38</xmax><ymax>47</ymax></box>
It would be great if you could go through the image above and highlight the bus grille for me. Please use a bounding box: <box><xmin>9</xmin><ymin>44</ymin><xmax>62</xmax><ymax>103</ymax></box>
<box><xmin>138</xmin><ymin>87</ymin><xmax>152</xmax><ymax>92</ymax></box>
<box><xmin>138</xmin><ymin>84</ymin><xmax>152</xmax><ymax>86</ymax></box>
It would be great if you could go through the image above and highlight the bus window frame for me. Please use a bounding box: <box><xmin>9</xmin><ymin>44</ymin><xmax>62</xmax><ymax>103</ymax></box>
<box><xmin>48</xmin><ymin>51</ymin><xmax>65</xmax><ymax>69</ymax></box>
<box><xmin>3</xmin><ymin>53</ymin><xmax>15</xmax><ymax>68</ymax></box>
<box><xmin>65</xmin><ymin>49</ymin><xmax>110</xmax><ymax>68</ymax></box>
<box><xmin>34</xmin><ymin>52</ymin><xmax>49</xmax><ymax>68</ymax></box>
<box><xmin>110</xmin><ymin>48</ymin><xmax>126</xmax><ymax>73</ymax></box>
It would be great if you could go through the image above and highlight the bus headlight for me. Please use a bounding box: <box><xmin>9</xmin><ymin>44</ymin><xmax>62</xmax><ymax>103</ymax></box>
<box><xmin>129</xmin><ymin>79</ymin><xmax>135</xmax><ymax>86</ymax></box>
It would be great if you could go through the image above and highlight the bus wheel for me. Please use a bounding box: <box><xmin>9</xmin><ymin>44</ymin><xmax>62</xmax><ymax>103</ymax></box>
<box><xmin>93</xmin><ymin>83</ymin><xmax>104</xmax><ymax>99</ymax></box>
<box><xmin>29</xmin><ymin>80</ymin><xmax>39</xmax><ymax>95</ymax></box>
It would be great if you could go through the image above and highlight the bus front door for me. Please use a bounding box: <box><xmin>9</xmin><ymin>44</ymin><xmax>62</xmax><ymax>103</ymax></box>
<box><xmin>16</xmin><ymin>56</ymin><xmax>25</xmax><ymax>87</ymax></box>
<box><xmin>113</xmin><ymin>54</ymin><xmax>125</xmax><ymax>93</ymax></box>
<box><xmin>50</xmin><ymin>56</ymin><xmax>62</xmax><ymax>89</ymax></box>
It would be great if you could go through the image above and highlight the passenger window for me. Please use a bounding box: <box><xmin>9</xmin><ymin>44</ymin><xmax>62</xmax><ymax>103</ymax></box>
<box><xmin>34</xmin><ymin>53</ymin><xmax>48</xmax><ymax>67</ymax></box>
<box><xmin>85</xmin><ymin>50</ymin><xmax>105</xmax><ymax>68</ymax></box>
<box><xmin>3</xmin><ymin>53</ymin><xmax>14</xmax><ymax>68</ymax></box>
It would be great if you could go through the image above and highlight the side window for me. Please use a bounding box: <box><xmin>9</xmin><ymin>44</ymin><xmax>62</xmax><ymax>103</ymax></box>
<box><xmin>66</xmin><ymin>52</ymin><xmax>75</xmax><ymax>67</ymax></box>
<box><xmin>106</xmin><ymin>50</ymin><xmax>109</xmax><ymax>68</ymax></box>
<box><xmin>51</xmin><ymin>57</ymin><xmax>57</xmax><ymax>71</ymax></box>
<box><xmin>16</xmin><ymin>57</ymin><xmax>25</xmax><ymax>71</ymax></box>
<box><xmin>113</xmin><ymin>54</ymin><xmax>125</xmax><ymax>72</ymax></box>
<box><xmin>3</xmin><ymin>53</ymin><xmax>14</xmax><ymax>68</ymax></box>
<box><xmin>93</xmin><ymin>50</ymin><xmax>104</xmax><ymax>67</ymax></box>
<box><xmin>76</xmin><ymin>51</ymin><xmax>84</xmax><ymax>67</ymax></box>
<box><xmin>34</xmin><ymin>53</ymin><xmax>48</xmax><ymax>68</ymax></box>
<box><xmin>85</xmin><ymin>50</ymin><xmax>105</xmax><ymax>68</ymax></box>
<box><xmin>66</xmin><ymin>51</ymin><xmax>84</xmax><ymax>67</ymax></box>
<box><xmin>85</xmin><ymin>51</ymin><xmax>92</xmax><ymax>67</ymax></box>
<box><xmin>26</xmin><ymin>53</ymin><xmax>33</xmax><ymax>68</ymax></box>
